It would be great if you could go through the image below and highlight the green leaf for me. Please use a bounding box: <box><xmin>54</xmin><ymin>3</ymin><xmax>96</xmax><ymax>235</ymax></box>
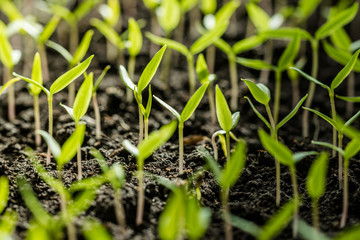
<box><xmin>344</xmin><ymin>110</ymin><xmax>360</xmax><ymax>128</ymax></box>
<box><xmin>311</xmin><ymin>141</ymin><xmax>344</xmax><ymax>156</ymax></box>
<box><xmin>231</xmin><ymin>112</ymin><xmax>240</xmax><ymax>130</ymax></box>
<box><xmin>214</xmin><ymin>38</ymin><xmax>233</xmax><ymax>56</ymax></box>
<box><xmin>244</xmin><ymin>97</ymin><xmax>271</xmax><ymax>130</ymax></box>
<box><xmin>50</xmin><ymin>55</ymin><xmax>93</xmax><ymax>95</ymax></box>
<box><xmin>143</xmin><ymin>0</ymin><xmax>158</xmax><ymax>10</ymax></box>
<box><xmin>68</xmin><ymin>175</ymin><xmax>106</xmax><ymax>193</ymax></box>
<box><xmin>25</xmin><ymin>221</ymin><xmax>52</xmax><ymax>240</ymax></box>
<box><xmin>298</xmin><ymin>218</ymin><xmax>331</xmax><ymax>240</ymax></box>
<box><xmin>260</xmin><ymin>28</ymin><xmax>312</xmax><ymax>41</ymax></box>
<box><xmin>122</xmin><ymin>140</ymin><xmax>139</xmax><ymax>158</ymax></box>
<box><xmin>157</xmin><ymin>0</ymin><xmax>181</xmax><ymax>33</ymax></box>
<box><xmin>101</xmin><ymin>0</ymin><xmax>120</xmax><ymax>26</ymax></box>
<box><xmin>296</xmin><ymin>0</ymin><xmax>321</xmax><ymax>20</ymax></box>
<box><xmin>233</xmin><ymin>35</ymin><xmax>266</xmax><ymax>54</ymax></box>
<box><xmin>336</xmin><ymin>95</ymin><xmax>360</xmax><ymax>102</ymax></box>
<box><xmin>137</xmin><ymin>121</ymin><xmax>177</xmax><ymax>169</ymax></box>
<box><xmin>306</xmin><ymin>152</ymin><xmax>329</xmax><ymax>200</ymax></box>
<box><xmin>93</xmin><ymin>65</ymin><xmax>111</xmax><ymax>92</ymax></box>
<box><xmin>137</xmin><ymin>45</ymin><xmax>166</xmax><ymax>94</ymax></box>
<box><xmin>66</xmin><ymin>190</ymin><xmax>97</xmax><ymax>221</ymax></box>
<box><xmin>331</xmin><ymin>49</ymin><xmax>360</xmax><ymax>90</ymax></box>
<box><xmin>278</xmin><ymin>31</ymin><xmax>301</xmax><ymax>71</ymax></box>
<box><xmin>215</xmin><ymin>0</ymin><xmax>240</xmax><ymax>23</ymax></box>
<box><xmin>315</xmin><ymin>3</ymin><xmax>359</xmax><ymax>40</ymax></box>
<box><xmin>303</xmin><ymin>107</ymin><xmax>342</xmax><ymax>132</ymax></box>
<box><xmin>46</xmin><ymin>40</ymin><xmax>73</xmax><ymax>63</ymax></box>
<box><xmin>57</xmin><ymin>124</ymin><xmax>86</xmax><ymax>168</ymax></box>
<box><xmin>73</xmin><ymin>0</ymin><xmax>101</xmax><ymax>20</ymax></box>
<box><xmin>90</xmin><ymin>18</ymin><xmax>124</xmax><ymax>49</ymax></box>
<box><xmin>335</xmin><ymin>224</ymin><xmax>360</xmax><ymax>240</ymax></box>
<box><xmin>276</xmin><ymin>94</ymin><xmax>308</xmax><ymax>132</ymax></box>
<box><xmin>258</xmin><ymin>129</ymin><xmax>294</xmax><ymax>167</ymax></box>
<box><xmin>290</xmin><ymin>67</ymin><xmax>330</xmax><ymax>91</ymax></box>
<box><xmin>230</xmin><ymin>214</ymin><xmax>261</xmax><ymax>238</ymax></box>
<box><xmin>0</xmin><ymin>209</ymin><xmax>17</xmax><ymax>238</ymax></box>
<box><xmin>220</xmin><ymin>140</ymin><xmax>247</xmax><ymax>188</ymax></box>
<box><xmin>186</xmin><ymin>197</ymin><xmax>211</xmax><ymax>240</ymax></box>
<box><xmin>28</xmin><ymin>52</ymin><xmax>43</xmax><ymax>96</ymax></box>
<box><xmin>330</xmin><ymin>28</ymin><xmax>352</xmax><ymax>52</ymax></box>
<box><xmin>236</xmin><ymin>57</ymin><xmax>274</xmax><ymax>70</ymax></box>
<box><xmin>146</xmin><ymin>32</ymin><xmax>189</xmax><ymax>57</ymax></box>
<box><xmin>181</xmin><ymin>83</ymin><xmax>209</xmax><ymax>122</ymax></box>
<box><xmin>199</xmin><ymin>147</ymin><xmax>222</xmax><ymax>182</ymax></box>
<box><xmin>90</xmin><ymin>148</ymin><xmax>109</xmax><ymax>173</ymax></box>
<box><xmin>70</xmin><ymin>30</ymin><xmax>94</xmax><ymax>67</ymax></box>
<box><xmin>344</xmin><ymin>138</ymin><xmax>360</xmax><ymax>162</ymax></box>
<box><xmin>144</xmin><ymin>85</ymin><xmax>152</xmax><ymax>119</ymax></box>
<box><xmin>201</xmin><ymin>0</ymin><xmax>216</xmax><ymax>15</ymax></box>
<box><xmin>38</xmin><ymin>15</ymin><xmax>61</xmax><ymax>44</ymax></box>
<box><xmin>12</xmin><ymin>73</ymin><xmax>49</xmax><ymax>96</ymax></box>
<box><xmin>37</xmin><ymin>130</ymin><xmax>61</xmax><ymax>160</ymax></box>
<box><xmin>106</xmin><ymin>164</ymin><xmax>126</xmax><ymax>190</ymax></box>
<box><xmin>215</xmin><ymin>85</ymin><xmax>232</xmax><ymax>132</ymax></box>
<box><xmin>258</xmin><ymin>200</ymin><xmax>296</xmax><ymax>240</ymax></box>
<box><xmin>242</xmin><ymin>79</ymin><xmax>270</xmax><ymax>105</ymax></box>
<box><xmin>0</xmin><ymin>176</ymin><xmax>9</xmax><ymax>214</ymax></box>
<box><xmin>119</xmin><ymin>65</ymin><xmax>136</xmax><ymax>91</ymax></box>
<box><xmin>128</xmin><ymin>17</ymin><xmax>143</xmax><ymax>57</ymax></box>
<box><xmin>293</xmin><ymin>151</ymin><xmax>318</xmax><ymax>163</ymax></box>
<box><xmin>153</xmin><ymin>96</ymin><xmax>181</xmax><ymax>121</ymax></box>
<box><xmin>82</xmin><ymin>219</ymin><xmax>113</xmax><ymax>240</ymax></box>
<box><xmin>73</xmin><ymin>72</ymin><xmax>93</xmax><ymax>123</ymax></box>
<box><xmin>196</xmin><ymin>54</ymin><xmax>210</xmax><ymax>84</ymax></box>
<box><xmin>246</xmin><ymin>2</ymin><xmax>270</xmax><ymax>32</ymax></box>
<box><xmin>0</xmin><ymin>0</ymin><xmax>23</xmax><ymax>21</ymax></box>
<box><xmin>0</xmin><ymin>21</ymin><xmax>14</xmax><ymax>69</ymax></box>
<box><xmin>60</xmin><ymin>103</ymin><xmax>75</xmax><ymax>121</ymax></box>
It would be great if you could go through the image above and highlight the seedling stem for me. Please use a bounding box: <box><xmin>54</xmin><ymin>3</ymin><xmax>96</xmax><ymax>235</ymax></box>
<box><xmin>179</xmin><ymin>122</ymin><xmax>184</xmax><ymax>174</ymax></box>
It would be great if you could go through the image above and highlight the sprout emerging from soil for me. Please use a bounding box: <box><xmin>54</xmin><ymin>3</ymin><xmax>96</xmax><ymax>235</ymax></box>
<box><xmin>122</xmin><ymin>120</ymin><xmax>177</xmax><ymax>226</ymax></box>
<box><xmin>154</xmin><ymin>82</ymin><xmax>209</xmax><ymax>174</ymax></box>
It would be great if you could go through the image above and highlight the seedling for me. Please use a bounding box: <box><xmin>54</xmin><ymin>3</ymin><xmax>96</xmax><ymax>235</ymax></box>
<box><xmin>215</xmin><ymin>85</ymin><xmax>240</xmax><ymax>162</ymax></box>
<box><xmin>47</xmin><ymin>29</ymin><xmax>94</xmax><ymax>104</ymax></box>
<box><xmin>82</xmin><ymin>218</ymin><xmax>113</xmax><ymax>240</ymax></box>
<box><xmin>259</xmin><ymin>128</ymin><xmax>317</xmax><ymax>238</ymax></box>
<box><xmin>201</xmin><ymin>140</ymin><xmax>247</xmax><ymax>240</ymax></box>
<box><xmin>60</xmin><ymin>73</ymin><xmax>93</xmax><ymax>180</ymax></box>
<box><xmin>306</xmin><ymin>152</ymin><xmax>329</xmax><ymax>229</ymax></box>
<box><xmin>122</xmin><ymin>121</ymin><xmax>177</xmax><ymax>226</ymax></box>
<box><xmin>0</xmin><ymin>175</ymin><xmax>17</xmax><ymax>240</ymax></box>
<box><xmin>154</xmin><ymin>83</ymin><xmax>209</xmax><ymax>174</ymax></box>
<box><xmin>120</xmin><ymin>45</ymin><xmax>166</xmax><ymax>142</ymax></box>
<box><xmin>243</xmin><ymin>78</ymin><xmax>307</xmax><ymax>206</ymax></box>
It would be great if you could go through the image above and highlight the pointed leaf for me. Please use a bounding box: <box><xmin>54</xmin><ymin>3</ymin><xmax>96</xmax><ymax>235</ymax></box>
<box><xmin>290</xmin><ymin>67</ymin><xmax>330</xmax><ymax>91</ymax></box>
<box><xmin>199</xmin><ymin>147</ymin><xmax>222</xmax><ymax>182</ymax></box>
<box><xmin>261</xmin><ymin>27</ymin><xmax>312</xmax><ymax>41</ymax></box>
<box><xmin>119</xmin><ymin>65</ymin><xmax>136</xmax><ymax>91</ymax></box>
<box><xmin>144</xmin><ymin>85</ymin><xmax>152</xmax><ymax>119</ymax></box>
<box><xmin>46</xmin><ymin>40</ymin><xmax>73</xmax><ymax>63</ymax></box>
<box><xmin>59</xmin><ymin>103</ymin><xmax>75</xmax><ymax>121</ymax></box>
<box><xmin>70</xmin><ymin>30</ymin><xmax>94</xmax><ymax>67</ymax></box>
<box><xmin>90</xmin><ymin>18</ymin><xmax>124</xmax><ymax>49</ymax></box>
<box><xmin>37</xmin><ymin>130</ymin><xmax>61</xmax><ymax>160</ymax></box>
<box><xmin>344</xmin><ymin>110</ymin><xmax>360</xmax><ymax>128</ymax></box>
<box><xmin>303</xmin><ymin>107</ymin><xmax>342</xmax><ymax>132</ymax></box>
<box><xmin>186</xmin><ymin>197</ymin><xmax>211</xmax><ymax>240</ymax></box>
<box><xmin>28</xmin><ymin>52</ymin><xmax>43</xmax><ymax>96</ymax></box>
<box><xmin>278</xmin><ymin>31</ymin><xmax>301</xmax><ymax>71</ymax></box>
<box><xmin>233</xmin><ymin>35</ymin><xmax>266</xmax><ymax>54</ymax></box>
<box><xmin>128</xmin><ymin>18</ymin><xmax>143</xmax><ymax>57</ymax></box>
<box><xmin>336</xmin><ymin>95</ymin><xmax>360</xmax><ymax>102</ymax></box>
<box><xmin>82</xmin><ymin>219</ymin><xmax>113</xmax><ymax>240</ymax></box>
<box><xmin>154</xmin><ymin>95</ymin><xmax>181</xmax><ymax>121</ymax></box>
<box><xmin>242</xmin><ymin>79</ymin><xmax>270</xmax><ymax>105</ymax></box>
<box><xmin>93</xmin><ymin>65</ymin><xmax>111</xmax><ymax>92</ymax></box>
<box><xmin>297</xmin><ymin>0</ymin><xmax>321</xmax><ymax>20</ymax></box>
<box><xmin>246</xmin><ymin>3</ymin><xmax>270</xmax><ymax>32</ymax></box>
<box><xmin>331</xmin><ymin>49</ymin><xmax>360</xmax><ymax>90</ymax></box>
<box><xmin>157</xmin><ymin>0</ymin><xmax>181</xmax><ymax>33</ymax></box>
<box><xmin>293</xmin><ymin>151</ymin><xmax>318</xmax><ymax>163</ymax></box>
<box><xmin>306</xmin><ymin>152</ymin><xmax>329</xmax><ymax>200</ymax></box>
<box><xmin>38</xmin><ymin>15</ymin><xmax>61</xmax><ymax>44</ymax></box>
<box><xmin>196</xmin><ymin>54</ymin><xmax>210</xmax><ymax>84</ymax></box>
<box><xmin>146</xmin><ymin>32</ymin><xmax>189</xmax><ymax>57</ymax></box>
<box><xmin>73</xmin><ymin>73</ymin><xmax>93</xmax><ymax>123</ymax></box>
<box><xmin>344</xmin><ymin>138</ymin><xmax>360</xmax><ymax>162</ymax></box>
<box><xmin>215</xmin><ymin>0</ymin><xmax>240</xmax><ymax>23</ymax></box>
<box><xmin>236</xmin><ymin>57</ymin><xmax>274</xmax><ymax>70</ymax></box>
<box><xmin>231</xmin><ymin>112</ymin><xmax>240</xmax><ymax>129</ymax></box>
<box><xmin>215</xmin><ymin>38</ymin><xmax>233</xmax><ymax>56</ymax></box>
<box><xmin>276</xmin><ymin>94</ymin><xmax>308</xmax><ymax>131</ymax></box>
<box><xmin>323</xmin><ymin>40</ymin><xmax>360</xmax><ymax>72</ymax></box>
<box><xmin>311</xmin><ymin>141</ymin><xmax>344</xmax><ymax>156</ymax></box>
<box><xmin>0</xmin><ymin>21</ymin><xmax>14</xmax><ymax>69</ymax></box>
<box><xmin>122</xmin><ymin>140</ymin><xmax>139</xmax><ymax>158</ymax></box>
<box><xmin>215</xmin><ymin>85</ymin><xmax>232</xmax><ymax>132</ymax></box>
<box><xmin>229</xmin><ymin>214</ymin><xmax>261</xmax><ymax>238</ymax></box>
<box><xmin>12</xmin><ymin>73</ymin><xmax>49</xmax><ymax>96</ymax></box>
<box><xmin>181</xmin><ymin>83</ymin><xmax>209</xmax><ymax>122</ymax></box>
<box><xmin>245</xmin><ymin>97</ymin><xmax>271</xmax><ymax>130</ymax></box>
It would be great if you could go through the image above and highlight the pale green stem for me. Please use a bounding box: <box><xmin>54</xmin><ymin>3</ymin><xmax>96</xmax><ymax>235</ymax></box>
<box><xmin>206</xmin><ymin>44</ymin><xmax>216</xmax><ymax>74</ymax></box>
<box><xmin>229</xmin><ymin>55</ymin><xmax>238</xmax><ymax>111</ymax></box>
<box><xmin>136</xmin><ymin>168</ymin><xmax>144</xmax><ymax>226</ymax></box>
<box><xmin>346</xmin><ymin>72</ymin><xmax>355</xmax><ymax>117</ymax></box>
<box><xmin>138</xmin><ymin>107</ymin><xmax>144</xmax><ymax>143</ymax></box>
<box><xmin>311</xmin><ymin>198</ymin><xmax>320</xmax><ymax>230</ymax></box>
<box><xmin>221</xmin><ymin>187</ymin><xmax>233</xmax><ymax>240</ymax></box>
<box><xmin>46</xmin><ymin>95</ymin><xmax>53</xmax><ymax>165</ymax></box>
<box><xmin>207</xmin><ymin>86</ymin><xmax>216</xmax><ymax>134</ymax></box>
<box><xmin>144</xmin><ymin>117</ymin><xmax>149</xmax><ymax>140</ymax></box>
<box><xmin>187</xmin><ymin>55</ymin><xmax>196</xmax><ymax>95</ymax></box>
<box><xmin>330</xmin><ymin>91</ymin><xmax>337</xmax><ymax>157</ymax></box>
<box><xmin>160</xmin><ymin>32</ymin><xmax>172</xmax><ymax>87</ymax></box>
<box><xmin>34</xmin><ymin>95</ymin><xmax>41</xmax><ymax>148</ymax></box>
<box><xmin>68</xmin><ymin>81</ymin><xmax>75</xmax><ymax>106</ymax></box>
<box><xmin>291</xmin><ymin>78</ymin><xmax>300</xmax><ymax>109</ymax></box>
<box><xmin>340</xmin><ymin>158</ymin><xmax>349</xmax><ymax>228</ymax></box>
<box><xmin>302</xmin><ymin>40</ymin><xmax>319</xmax><ymax>137</ymax></box>
<box><xmin>69</xmin><ymin>22</ymin><xmax>78</xmax><ymax>55</ymax></box>
<box><xmin>114</xmin><ymin>188</ymin><xmax>127</xmax><ymax>236</ymax></box>
<box><xmin>273</xmin><ymin>70</ymin><xmax>282</xmax><ymax>125</ymax></box>
<box><xmin>290</xmin><ymin>166</ymin><xmax>299</xmax><ymax>238</ymax></box>
<box><xmin>225</xmin><ymin>131</ymin><xmax>231</xmax><ymax>162</ymax></box>
<box><xmin>179</xmin><ymin>122</ymin><xmax>184</xmax><ymax>174</ymax></box>
<box><xmin>76</xmin><ymin>122</ymin><xmax>82</xmax><ymax>180</ymax></box>
<box><xmin>37</xmin><ymin>43</ymin><xmax>49</xmax><ymax>83</ymax></box>
<box><xmin>338</xmin><ymin>133</ymin><xmax>343</xmax><ymax>189</ymax></box>
<box><xmin>127</xmin><ymin>55</ymin><xmax>136</xmax><ymax>103</ymax></box>
<box><xmin>92</xmin><ymin>93</ymin><xmax>101</xmax><ymax>140</ymax></box>
<box><xmin>4</xmin><ymin>66</ymin><xmax>15</xmax><ymax>122</ymax></box>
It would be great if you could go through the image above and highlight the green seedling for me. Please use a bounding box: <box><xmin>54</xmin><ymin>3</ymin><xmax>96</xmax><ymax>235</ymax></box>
<box><xmin>92</xmin><ymin>65</ymin><xmax>111</xmax><ymax>140</ymax></box>
<box><xmin>60</xmin><ymin>73</ymin><xmax>93</xmax><ymax>180</ymax></box>
<box><xmin>120</xmin><ymin>45</ymin><xmax>166</xmax><ymax>142</ymax></box>
<box><xmin>122</xmin><ymin>121</ymin><xmax>177</xmax><ymax>226</ymax></box>
<box><xmin>13</xmin><ymin>54</ymin><xmax>93</xmax><ymax>164</ymax></box>
<box><xmin>201</xmin><ymin>140</ymin><xmax>247</xmax><ymax>240</ymax></box>
<box><xmin>196</xmin><ymin>53</ymin><xmax>216</xmax><ymax>132</ymax></box>
<box><xmin>243</xmin><ymin>79</ymin><xmax>307</xmax><ymax>206</ymax></box>
<box><xmin>306</xmin><ymin>152</ymin><xmax>329</xmax><ymax>229</ymax></box>
<box><xmin>90</xmin><ymin>149</ymin><xmax>126</xmax><ymax>236</ymax></box>
<box><xmin>259</xmin><ymin>129</ymin><xmax>317</xmax><ymax>238</ymax></box>
<box><xmin>215</xmin><ymin>85</ymin><xmax>240</xmax><ymax>162</ymax></box>
<box><xmin>0</xmin><ymin>175</ymin><xmax>18</xmax><ymax>240</ymax></box>
<box><xmin>82</xmin><ymin>218</ymin><xmax>113</xmax><ymax>240</ymax></box>
<box><xmin>261</xmin><ymin>2</ymin><xmax>359</xmax><ymax>137</ymax></box>
<box><xmin>0</xmin><ymin>20</ymin><xmax>21</xmax><ymax>122</ymax></box>
<box><xmin>146</xmin><ymin>16</ymin><xmax>228</xmax><ymax>95</ymax></box>
<box><xmin>154</xmin><ymin>83</ymin><xmax>209</xmax><ymax>174</ymax></box>
<box><xmin>47</xmin><ymin>29</ymin><xmax>94</xmax><ymax>105</ymax></box>
<box><xmin>237</xmin><ymin>31</ymin><xmax>301</xmax><ymax>124</ymax></box>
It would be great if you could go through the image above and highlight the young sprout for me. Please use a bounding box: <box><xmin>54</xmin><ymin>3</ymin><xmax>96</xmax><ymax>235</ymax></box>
<box><xmin>259</xmin><ymin>128</ymin><xmax>317</xmax><ymax>238</ymax></box>
<box><xmin>13</xmin><ymin>55</ymin><xmax>93</xmax><ymax>164</ymax></box>
<box><xmin>154</xmin><ymin>82</ymin><xmax>209</xmax><ymax>174</ymax></box>
<box><xmin>60</xmin><ymin>73</ymin><xmax>94</xmax><ymax>180</ymax></box>
<box><xmin>120</xmin><ymin>45</ymin><xmax>166</xmax><ymax>142</ymax></box>
<box><xmin>215</xmin><ymin>85</ymin><xmax>240</xmax><ymax>162</ymax></box>
<box><xmin>0</xmin><ymin>20</ymin><xmax>21</xmax><ymax>122</ymax></box>
<box><xmin>243</xmin><ymin>78</ymin><xmax>308</xmax><ymax>206</ymax></box>
<box><xmin>306</xmin><ymin>152</ymin><xmax>329</xmax><ymax>229</ymax></box>
<box><xmin>122</xmin><ymin>121</ymin><xmax>177</xmax><ymax>226</ymax></box>
<box><xmin>0</xmin><ymin>175</ymin><xmax>18</xmax><ymax>240</ymax></box>
<box><xmin>47</xmin><ymin>29</ymin><xmax>94</xmax><ymax>105</ymax></box>
<box><xmin>196</xmin><ymin>53</ymin><xmax>216</xmax><ymax>132</ymax></box>
<box><xmin>201</xmin><ymin>140</ymin><xmax>247</xmax><ymax>240</ymax></box>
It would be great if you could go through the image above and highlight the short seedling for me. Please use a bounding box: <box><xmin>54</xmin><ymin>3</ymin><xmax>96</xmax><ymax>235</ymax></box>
<box><xmin>154</xmin><ymin>82</ymin><xmax>209</xmax><ymax>174</ymax></box>
<box><xmin>200</xmin><ymin>140</ymin><xmax>247</xmax><ymax>240</ymax></box>
<box><xmin>120</xmin><ymin>45</ymin><xmax>166</xmax><ymax>142</ymax></box>
<box><xmin>122</xmin><ymin>121</ymin><xmax>177</xmax><ymax>226</ymax></box>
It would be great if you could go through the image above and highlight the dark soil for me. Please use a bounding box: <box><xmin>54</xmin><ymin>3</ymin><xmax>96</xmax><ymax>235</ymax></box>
<box><xmin>1</xmin><ymin>1</ymin><xmax>360</xmax><ymax>239</ymax></box>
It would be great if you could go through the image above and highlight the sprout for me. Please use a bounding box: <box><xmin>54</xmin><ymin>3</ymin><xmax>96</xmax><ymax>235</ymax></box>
<box><xmin>154</xmin><ymin>83</ymin><xmax>209</xmax><ymax>174</ymax></box>
<box><xmin>120</xmin><ymin>45</ymin><xmax>166</xmax><ymax>142</ymax></box>
<box><xmin>200</xmin><ymin>140</ymin><xmax>247</xmax><ymax>240</ymax></box>
<box><xmin>122</xmin><ymin>121</ymin><xmax>177</xmax><ymax>226</ymax></box>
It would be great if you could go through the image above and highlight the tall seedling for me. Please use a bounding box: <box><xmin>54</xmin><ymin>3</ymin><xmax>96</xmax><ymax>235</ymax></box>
<box><xmin>154</xmin><ymin>83</ymin><xmax>209</xmax><ymax>174</ymax></box>
<box><xmin>122</xmin><ymin>121</ymin><xmax>177</xmax><ymax>226</ymax></box>
<box><xmin>120</xmin><ymin>45</ymin><xmax>166</xmax><ymax>142</ymax></box>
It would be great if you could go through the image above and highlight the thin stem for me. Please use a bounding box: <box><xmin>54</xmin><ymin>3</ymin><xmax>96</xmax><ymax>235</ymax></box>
<box><xmin>290</xmin><ymin>167</ymin><xmax>299</xmax><ymax>238</ymax></box>
<box><xmin>4</xmin><ymin>66</ymin><xmax>15</xmax><ymax>122</ymax></box>
<box><xmin>160</xmin><ymin>32</ymin><xmax>172</xmax><ymax>88</ymax></box>
<box><xmin>138</xmin><ymin>107</ymin><xmax>144</xmax><ymax>143</ymax></box>
<box><xmin>127</xmin><ymin>55</ymin><xmax>136</xmax><ymax>103</ymax></box>
<box><xmin>221</xmin><ymin>187</ymin><xmax>233</xmax><ymax>240</ymax></box>
<box><xmin>265</xmin><ymin>104</ymin><xmax>276</xmax><ymax>139</ymax></box>
<box><xmin>291</xmin><ymin>78</ymin><xmax>300</xmax><ymax>108</ymax></box>
<box><xmin>206</xmin><ymin>44</ymin><xmax>216</xmax><ymax>74</ymax></box>
<box><xmin>114</xmin><ymin>188</ymin><xmax>127</xmax><ymax>237</ymax></box>
<box><xmin>136</xmin><ymin>169</ymin><xmax>144</xmax><ymax>226</ymax></box>
<box><xmin>179</xmin><ymin>122</ymin><xmax>184</xmax><ymax>174</ymax></box>
<box><xmin>149</xmin><ymin>11</ymin><xmax>160</xmax><ymax>56</ymax></box>
<box><xmin>338</xmin><ymin>133</ymin><xmax>343</xmax><ymax>189</ymax></box>
<box><xmin>330</xmin><ymin>91</ymin><xmax>337</xmax><ymax>157</ymax></box>
<box><xmin>208</xmin><ymin>86</ymin><xmax>216</xmax><ymax>134</ymax></box>
<box><xmin>312</xmin><ymin>198</ymin><xmax>320</xmax><ymax>229</ymax></box>
<box><xmin>229</xmin><ymin>56</ymin><xmax>238</xmax><ymax>111</ymax></box>
<box><xmin>302</xmin><ymin>40</ymin><xmax>319</xmax><ymax>137</ymax></box>
<box><xmin>340</xmin><ymin>159</ymin><xmax>349</xmax><ymax>228</ymax></box>
<box><xmin>346</xmin><ymin>72</ymin><xmax>355</xmax><ymax>117</ymax></box>
<box><xmin>68</xmin><ymin>82</ymin><xmax>75</xmax><ymax>108</ymax></box>
<box><xmin>34</xmin><ymin>95</ymin><xmax>41</xmax><ymax>148</ymax></box>
<box><xmin>273</xmin><ymin>70</ymin><xmax>282</xmax><ymax>125</ymax></box>
<box><xmin>92</xmin><ymin>93</ymin><xmax>101</xmax><ymax>140</ymax></box>
<box><xmin>106</xmin><ymin>39</ymin><xmax>118</xmax><ymax>63</ymax></box>
<box><xmin>38</xmin><ymin>43</ymin><xmax>49</xmax><ymax>83</ymax></box>
<box><xmin>144</xmin><ymin>117</ymin><xmax>149</xmax><ymax>140</ymax></box>
<box><xmin>76</xmin><ymin>123</ymin><xmax>82</xmax><ymax>180</ymax></box>
<box><xmin>173</xmin><ymin>16</ymin><xmax>185</xmax><ymax>66</ymax></box>
<box><xmin>69</xmin><ymin>22</ymin><xmax>79</xmax><ymax>55</ymax></box>
<box><xmin>259</xmin><ymin>40</ymin><xmax>273</xmax><ymax>85</ymax></box>
<box><xmin>187</xmin><ymin>55</ymin><xmax>196</xmax><ymax>95</ymax></box>
<box><xmin>225</xmin><ymin>131</ymin><xmax>231</xmax><ymax>162</ymax></box>
<box><xmin>46</xmin><ymin>95</ymin><xmax>53</xmax><ymax>165</ymax></box>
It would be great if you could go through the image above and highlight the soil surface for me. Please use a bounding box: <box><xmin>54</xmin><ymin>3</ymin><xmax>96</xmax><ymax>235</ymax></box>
<box><xmin>1</xmin><ymin>1</ymin><xmax>360</xmax><ymax>240</ymax></box>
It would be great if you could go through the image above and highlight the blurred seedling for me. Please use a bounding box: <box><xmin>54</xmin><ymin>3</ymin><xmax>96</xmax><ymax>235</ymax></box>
<box><xmin>0</xmin><ymin>175</ymin><xmax>18</xmax><ymax>240</ymax></box>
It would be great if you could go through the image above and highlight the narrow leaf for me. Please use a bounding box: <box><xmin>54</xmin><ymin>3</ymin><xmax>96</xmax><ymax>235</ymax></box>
<box><xmin>0</xmin><ymin>21</ymin><xmax>14</xmax><ymax>69</ymax></box>
<box><xmin>297</xmin><ymin>0</ymin><xmax>321</xmax><ymax>20</ymax></box>
<box><xmin>157</xmin><ymin>0</ymin><xmax>181</xmax><ymax>33</ymax></box>
<box><xmin>290</xmin><ymin>67</ymin><xmax>330</xmax><ymax>91</ymax></box>
<box><xmin>344</xmin><ymin>138</ymin><xmax>360</xmax><ymax>162</ymax></box>
<box><xmin>73</xmin><ymin>73</ymin><xmax>93</xmax><ymax>123</ymax></box>
<box><xmin>196</xmin><ymin>54</ymin><xmax>210</xmax><ymax>84</ymax></box>
<box><xmin>278</xmin><ymin>31</ymin><xmax>301</xmax><ymax>71</ymax></box>
<box><xmin>215</xmin><ymin>85</ymin><xmax>232</xmax><ymax>132</ymax></box>
<box><xmin>230</xmin><ymin>214</ymin><xmax>261</xmax><ymax>238</ymax></box>
<box><xmin>90</xmin><ymin>18</ymin><xmax>124</xmax><ymax>49</ymax></box>
<box><xmin>233</xmin><ymin>35</ymin><xmax>266</xmax><ymax>54</ymax></box>
<box><xmin>242</xmin><ymin>79</ymin><xmax>270</xmax><ymax>105</ymax></box>
<box><xmin>214</xmin><ymin>38</ymin><xmax>233</xmax><ymax>56</ymax></box>
<box><xmin>146</xmin><ymin>32</ymin><xmax>189</xmax><ymax>57</ymax></box>
<box><xmin>46</xmin><ymin>40</ymin><xmax>73</xmax><ymax>63</ymax></box>
<box><xmin>293</xmin><ymin>151</ymin><xmax>318</xmax><ymax>163</ymax></box>
<box><xmin>298</xmin><ymin>218</ymin><xmax>331</xmax><ymax>240</ymax></box>
<box><xmin>236</xmin><ymin>57</ymin><xmax>274</xmax><ymax>70</ymax></box>
<box><xmin>311</xmin><ymin>141</ymin><xmax>344</xmax><ymax>156</ymax></box>
<box><xmin>70</xmin><ymin>30</ymin><xmax>94</xmax><ymax>67</ymax></box>
<box><xmin>38</xmin><ymin>15</ymin><xmax>61</xmax><ymax>44</ymax></box>
<box><xmin>276</xmin><ymin>94</ymin><xmax>308</xmax><ymax>131</ymax></box>
<box><xmin>29</xmin><ymin>52</ymin><xmax>43</xmax><ymax>96</ymax></box>
<box><xmin>303</xmin><ymin>107</ymin><xmax>341</xmax><ymax>132</ymax></box>
<box><xmin>198</xmin><ymin>147</ymin><xmax>222</xmax><ymax>182</ymax></box>
<box><xmin>336</xmin><ymin>95</ymin><xmax>360</xmax><ymax>102</ymax></box>
<box><xmin>12</xmin><ymin>73</ymin><xmax>49</xmax><ymax>96</ymax></box>
<box><xmin>260</xmin><ymin>27</ymin><xmax>312</xmax><ymax>41</ymax></box>
<box><xmin>37</xmin><ymin>130</ymin><xmax>61</xmax><ymax>160</ymax></box>
<box><xmin>244</xmin><ymin>97</ymin><xmax>271</xmax><ymax>130</ymax></box>
<box><xmin>331</xmin><ymin>49</ymin><xmax>360</xmax><ymax>90</ymax></box>
<box><xmin>231</xmin><ymin>112</ymin><xmax>240</xmax><ymax>130</ymax></box>
<box><xmin>246</xmin><ymin>3</ymin><xmax>270</xmax><ymax>32</ymax></box>
<box><xmin>144</xmin><ymin>85</ymin><xmax>152</xmax><ymax>119</ymax></box>
<box><xmin>154</xmin><ymin>95</ymin><xmax>181</xmax><ymax>121</ymax></box>
<box><xmin>59</xmin><ymin>103</ymin><xmax>75</xmax><ymax>121</ymax></box>
<box><xmin>181</xmin><ymin>83</ymin><xmax>209</xmax><ymax>122</ymax></box>
<box><xmin>93</xmin><ymin>65</ymin><xmax>111</xmax><ymax>92</ymax></box>
<box><xmin>122</xmin><ymin>140</ymin><xmax>139</xmax><ymax>158</ymax></box>
<box><xmin>306</xmin><ymin>152</ymin><xmax>329</xmax><ymax>199</ymax></box>
<box><xmin>119</xmin><ymin>65</ymin><xmax>136</xmax><ymax>91</ymax></box>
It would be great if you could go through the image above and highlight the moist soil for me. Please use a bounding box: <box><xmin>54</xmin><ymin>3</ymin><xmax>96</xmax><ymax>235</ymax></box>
<box><xmin>1</xmin><ymin>2</ymin><xmax>360</xmax><ymax>240</ymax></box>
